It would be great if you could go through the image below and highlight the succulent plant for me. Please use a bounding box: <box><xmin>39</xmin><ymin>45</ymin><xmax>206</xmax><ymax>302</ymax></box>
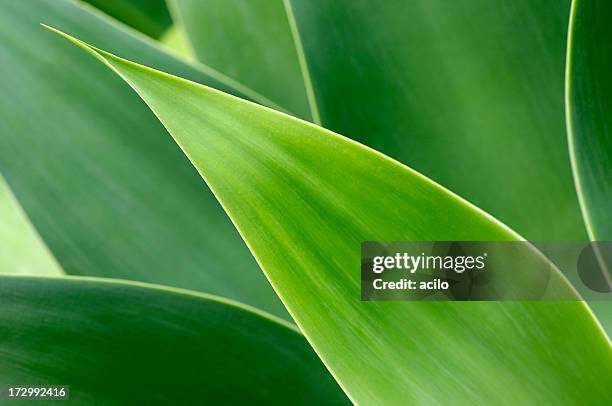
<box><xmin>0</xmin><ymin>0</ymin><xmax>610</xmax><ymax>404</ymax></box>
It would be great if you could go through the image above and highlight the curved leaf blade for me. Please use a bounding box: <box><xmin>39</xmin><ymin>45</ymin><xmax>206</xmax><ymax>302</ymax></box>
<box><xmin>60</xmin><ymin>34</ymin><xmax>612</xmax><ymax>404</ymax></box>
<box><xmin>0</xmin><ymin>0</ymin><xmax>287</xmax><ymax>319</ymax></box>
<box><xmin>566</xmin><ymin>0</ymin><xmax>612</xmax><ymax>331</ymax></box>
<box><xmin>0</xmin><ymin>276</ymin><xmax>347</xmax><ymax>405</ymax></box>
<box><xmin>566</xmin><ymin>0</ymin><xmax>612</xmax><ymax>243</ymax></box>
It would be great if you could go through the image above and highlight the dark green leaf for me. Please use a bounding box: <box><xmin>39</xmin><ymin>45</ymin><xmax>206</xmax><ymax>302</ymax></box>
<box><xmin>566</xmin><ymin>0</ymin><xmax>612</xmax><ymax>334</ymax></box>
<box><xmin>566</xmin><ymin>0</ymin><xmax>612</xmax><ymax>243</ymax></box>
<box><xmin>83</xmin><ymin>0</ymin><xmax>172</xmax><ymax>38</ymax></box>
<box><xmin>0</xmin><ymin>276</ymin><xmax>347</xmax><ymax>405</ymax></box>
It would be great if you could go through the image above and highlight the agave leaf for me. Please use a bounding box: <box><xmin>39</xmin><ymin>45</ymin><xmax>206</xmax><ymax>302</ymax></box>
<box><xmin>168</xmin><ymin>0</ymin><xmax>312</xmax><ymax>120</ymax></box>
<box><xmin>82</xmin><ymin>0</ymin><xmax>172</xmax><ymax>38</ymax></box>
<box><xmin>59</xmin><ymin>32</ymin><xmax>612</xmax><ymax>404</ymax></box>
<box><xmin>0</xmin><ymin>276</ymin><xmax>347</xmax><ymax>405</ymax></box>
<box><xmin>0</xmin><ymin>0</ymin><xmax>288</xmax><ymax>319</ymax></box>
<box><xmin>566</xmin><ymin>0</ymin><xmax>612</xmax><ymax>246</ymax></box>
<box><xmin>0</xmin><ymin>175</ymin><xmax>63</xmax><ymax>276</ymax></box>
<box><xmin>283</xmin><ymin>0</ymin><xmax>584</xmax><ymax>241</ymax></box>
<box><xmin>566</xmin><ymin>0</ymin><xmax>612</xmax><ymax>335</ymax></box>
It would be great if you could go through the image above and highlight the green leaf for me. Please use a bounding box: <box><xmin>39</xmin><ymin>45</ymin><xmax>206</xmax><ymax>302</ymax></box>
<box><xmin>566</xmin><ymin>0</ymin><xmax>612</xmax><ymax>243</ymax></box>
<box><xmin>59</xmin><ymin>33</ymin><xmax>612</xmax><ymax>404</ymax></box>
<box><xmin>0</xmin><ymin>276</ymin><xmax>347</xmax><ymax>405</ymax></box>
<box><xmin>168</xmin><ymin>0</ymin><xmax>313</xmax><ymax>120</ymax></box>
<box><xmin>0</xmin><ymin>0</ymin><xmax>288</xmax><ymax>319</ymax></box>
<box><xmin>566</xmin><ymin>0</ymin><xmax>612</xmax><ymax>335</ymax></box>
<box><xmin>0</xmin><ymin>175</ymin><xmax>63</xmax><ymax>276</ymax></box>
<box><xmin>82</xmin><ymin>0</ymin><xmax>172</xmax><ymax>38</ymax></box>
<box><xmin>286</xmin><ymin>0</ymin><xmax>585</xmax><ymax>241</ymax></box>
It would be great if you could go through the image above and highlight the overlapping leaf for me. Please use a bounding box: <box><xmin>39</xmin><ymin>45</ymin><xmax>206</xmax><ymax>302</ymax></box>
<box><xmin>59</xmin><ymin>34</ymin><xmax>612</xmax><ymax>404</ymax></box>
<box><xmin>566</xmin><ymin>0</ymin><xmax>612</xmax><ymax>244</ymax></box>
<box><xmin>0</xmin><ymin>0</ymin><xmax>287</xmax><ymax>319</ymax></box>
<box><xmin>566</xmin><ymin>0</ymin><xmax>612</xmax><ymax>335</ymax></box>
<box><xmin>0</xmin><ymin>276</ymin><xmax>346</xmax><ymax>405</ymax></box>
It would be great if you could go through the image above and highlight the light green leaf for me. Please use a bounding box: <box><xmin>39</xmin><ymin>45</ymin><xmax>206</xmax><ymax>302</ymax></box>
<box><xmin>0</xmin><ymin>0</ymin><xmax>288</xmax><ymax>319</ymax></box>
<box><xmin>168</xmin><ymin>0</ymin><xmax>312</xmax><ymax>120</ymax></box>
<box><xmin>82</xmin><ymin>0</ymin><xmax>172</xmax><ymax>38</ymax></box>
<box><xmin>59</xmin><ymin>33</ymin><xmax>612</xmax><ymax>404</ymax></box>
<box><xmin>0</xmin><ymin>175</ymin><xmax>63</xmax><ymax>276</ymax></box>
<box><xmin>287</xmin><ymin>0</ymin><xmax>585</xmax><ymax>241</ymax></box>
<box><xmin>0</xmin><ymin>276</ymin><xmax>347</xmax><ymax>405</ymax></box>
